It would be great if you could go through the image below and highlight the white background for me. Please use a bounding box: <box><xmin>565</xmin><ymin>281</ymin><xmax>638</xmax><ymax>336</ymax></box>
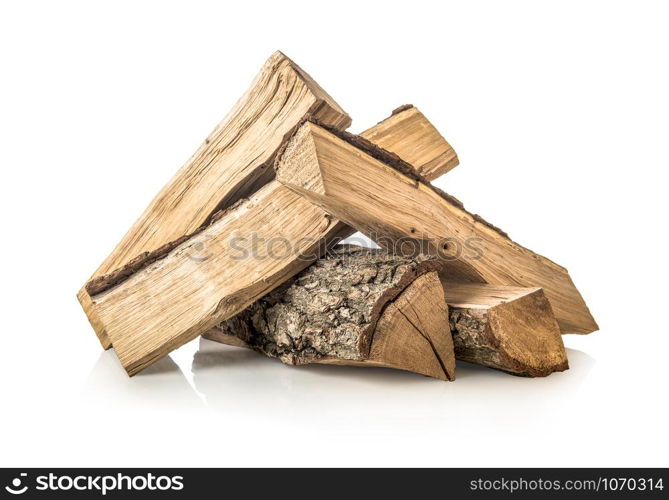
<box><xmin>1</xmin><ymin>0</ymin><xmax>668</xmax><ymax>467</ymax></box>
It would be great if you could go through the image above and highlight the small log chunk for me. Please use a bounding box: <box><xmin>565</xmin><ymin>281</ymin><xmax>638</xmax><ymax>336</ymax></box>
<box><xmin>274</xmin><ymin>121</ymin><xmax>598</xmax><ymax>335</ymax></box>
<box><xmin>206</xmin><ymin>246</ymin><xmax>455</xmax><ymax>381</ymax></box>
<box><xmin>445</xmin><ymin>282</ymin><xmax>568</xmax><ymax>376</ymax></box>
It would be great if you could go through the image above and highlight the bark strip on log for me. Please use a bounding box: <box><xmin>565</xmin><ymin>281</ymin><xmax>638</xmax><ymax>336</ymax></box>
<box><xmin>274</xmin><ymin>121</ymin><xmax>598</xmax><ymax>335</ymax></box>
<box><xmin>78</xmin><ymin>51</ymin><xmax>351</xmax><ymax>348</ymax></box>
<box><xmin>205</xmin><ymin>247</ymin><xmax>568</xmax><ymax>378</ymax></box>
<box><xmin>205</xmin><ymin>246</ymin><xmax>455</xmax><ymax>380</ymax></box>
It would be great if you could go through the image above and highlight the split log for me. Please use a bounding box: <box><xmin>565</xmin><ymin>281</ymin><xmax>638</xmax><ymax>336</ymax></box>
<box><xmin>275</xmin><ymin>121</ymin><xmax>598</xmax><ymax>335</ymax></box>
<box><xmin>206</xmin><ymin>247</ymin><xmax>568</xmax><ymax>378</ymax></box>
<box><xmin>205</xmin><ymin>246</ymin><xmax>455</xmax><ymax>381</ymax></box>
<box><xmin>86</xmin><ymin>181</ymin><xmax>346</xmax><ymax>376</ymax></box>
<box><xmin>445</xmin><ymin>282</ymin><xmax>568</xmax><ymax>376</ymax></box>
<box><xmin>83</xmin><ymin>112</ymin><xmax>460</xmax><ymax>375</ymax></box>
<box><xmin>78</xmin><ymin>50</ymin><xmax>351</xmax><ymax>349</ymax></box>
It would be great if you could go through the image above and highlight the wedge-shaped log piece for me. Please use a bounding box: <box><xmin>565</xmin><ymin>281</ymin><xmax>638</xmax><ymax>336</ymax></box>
<box><xmin>206</xmin><ymin>246</ymin><xmax>455</xmax><ymax>380</ymax></box>
<box><xmin>445</xmin><ymin>282</ymin><xmax>568</xmax><ymax>376</ymax></box>
<box><xmin>275</xmin><ymin>121</ymin><xmax>598</xmax><ymax>334</ymax></box>
<box><xmin>206</xmin><ymin>246</ymin><xmax>567</xmax><ymax>377</ymax></box>
<box><xmin>361</xmin><ymin>104</ymin><xmax>459</xmax><ymax>179</ymax></box>
<box><xmin>78</xmin><ymin>50</ymin><xmax>351</xmax><ymax>349</ymax></box>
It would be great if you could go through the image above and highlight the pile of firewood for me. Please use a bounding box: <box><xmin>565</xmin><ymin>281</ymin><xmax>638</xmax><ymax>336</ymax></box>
<box><xmin>78</xmin><ymin>51</ymin><xmax>597</xmax><ymax>381</ymax></box>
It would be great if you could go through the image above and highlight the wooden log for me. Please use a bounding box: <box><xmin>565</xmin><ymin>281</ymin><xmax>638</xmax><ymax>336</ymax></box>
<box><xmin>206</xmin><ymin>247</ymin><xmax>567</xmax><ymax>378</ymax></box>
<box><xmin>205</xmin><ymin>246</ymin><xmax>455</xmax><ymax>381</ymax></box>
<box><xmin>78</xmin><ymin>50</ymin><xmax>351</xmax><ymax>349</ymax></box>
<box><xmin>360</xmin><ymin>104</ymin><xmax>459</xmax><ymax>179</ymax></box>
<box><xmin>275</xmin><ymin>121</ymin><xmax>598</xmax><ymax>334</ymax></box>
<box><xmin>86</xmin><ymin>181</ymin><xmax>346</xmax><ymax>376</ymax></box>
<box><xmin>445</xmin><ymin>282</ymin><xmax>568</xmax><ymax>376</ymax></box>
<box><xmin>83</xmin><ymin>114</ymin><xmax>460</xmax><ymax>375</ymax></box>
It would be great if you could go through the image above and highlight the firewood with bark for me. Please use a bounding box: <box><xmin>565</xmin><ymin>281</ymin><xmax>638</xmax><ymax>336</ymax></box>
<box><xmin>206</xmin><ymin>246</ymin><xmax>456</xmax><ymax>381</ymax></box>
<box><xmin>206</xmin><ymin>247</ymin><xmax>568</xmax><ymax>378</ymax></box>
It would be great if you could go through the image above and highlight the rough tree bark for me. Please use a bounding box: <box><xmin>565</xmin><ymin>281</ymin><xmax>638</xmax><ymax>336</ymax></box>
<box><xmin>205</xmin><ymin>246</ymin><xmax>456</xmax><ymax>381</ymax></box>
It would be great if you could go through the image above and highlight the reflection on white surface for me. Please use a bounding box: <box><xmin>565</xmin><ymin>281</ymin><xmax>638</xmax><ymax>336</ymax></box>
<box><xmin>82</xmin><ymin>349</ymin><xmax>204</xmax><ymax>409</ymax></box>
<box><xmin>190</xmin><ymin>338</ymin><xmax>595</xmax><ymax>431</ymax></box>
<box><xmin>72</xmin><ymin>336</ymin><xmax>637</xmax><ymax>467</ymax></box>
<box><xmin>82</xmin><ymin>338</ymin><xmax>595</xmax><ymax>440</ymax></box>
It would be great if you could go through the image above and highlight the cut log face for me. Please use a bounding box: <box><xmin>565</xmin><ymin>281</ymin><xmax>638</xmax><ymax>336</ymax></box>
<box><xmin>444</xmin><ymin>282</ymin><xmax>568</xmax><ymax>377</ymax></box>
<box><xmin>78</xmin><ymin>51</ymin><xmax>351</xmax><ymax>348</ymax></box>
<box><xmin>206</xmin><ymin>246</ymin><xmax>567</xmax><ymax>378</ymax></box>
<box><xmin>206</xmin><ymin>246</ymin><xmax>455</xmax><ymax>381</ymax></box>
<box><xmin>275</xmin><ymin>121</ymin><xmax>598</xmax><ymax>335</ymax></box>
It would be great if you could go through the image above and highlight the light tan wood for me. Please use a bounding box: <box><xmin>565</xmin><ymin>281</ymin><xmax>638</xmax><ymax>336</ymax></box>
<box><xmin>444</xmin><ymin>281</ymin><xmax>568</xmax><ymax>376</ymax></box>
<box><xmin>275</xmin><ymin>121</ymin><xmax>598</xmax><ymax>335</ymax></box>
<box><xmin>89</xmin><ymin>182</ymin><xmax>348</xmax><ymax>375</ymax></box>
<box><xmin>79</xmin><ymin>51</ymin><xmax>350</xmax><ymax>348</ymax></box>
<box><xmin>360</xmin><ymin>105</ymin><xmax>459</xmax><ymax>179</ymax></box>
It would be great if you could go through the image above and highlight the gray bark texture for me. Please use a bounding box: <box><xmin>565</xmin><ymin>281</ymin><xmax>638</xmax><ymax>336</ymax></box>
<box><xmin>212</xmin><ymin>245</ymin><xmax>441</xmax><ymax>365</ymax></box>
<box><xmin>449</xmin><ymin>308</ymin><xmax>505</xmax><ymax>370</ymax></box>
